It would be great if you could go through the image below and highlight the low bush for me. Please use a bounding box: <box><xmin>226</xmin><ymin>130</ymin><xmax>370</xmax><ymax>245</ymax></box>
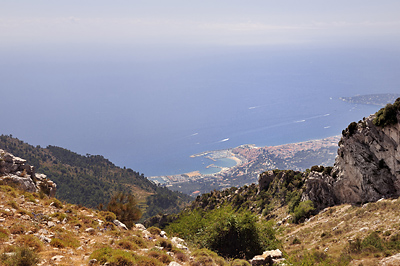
<box><xmin>100</xmin><ymin>211</ymin><xmax>117</xmax><ymax>222</ymax></box>
<box><xmin>116</xmin><ymin>239</ymin><xmax>139</xmax><ymax>250</ymax></box>
<box><xmin>231</xmin><ymin>259</ymin><xmax>251</xmax><ymax>266</ymax></box>
<box><xmin>50</xmin><ymin>231</ymin><xmax>80</xmax><ymax>248</ymax></box>
<box><xmin>157</xmin><ymin>239</ymin><xmax>173</xmax><ymax>252</ymax></box>
<box><xmin>0</xmin><ymin>246</ymin><xmax>40</xmax><ymax>266</ymax></box>
<box><xmin>292</xmin><ymin>237</ymin><xmax>301</xmax><ymax>245</ymax></box>
<box><xmin>16</xmin><ymin>235</ymin><xmax>43</xmax><ymax>252</ymax></box>
<box><xmin>292</xmin><ymin>200</ymin><xmax>315</xmax><ymax>224</ymax></box>
<box><xmin>127</xmin><ymin>235</ymin><xmax>147</xmax><ymax>248</ymax></box>
<box><xmin>373</xmin><ymin>99</ymin><xmax>400</xmax><ymax>127</ymax></box>
<box><xmin>148</xmin><ymin>226</ymin><xmax>162</xmax><ymax>236</ymax></box>
<box><xmin>0</xmin><ymin>227</ymin><xmax>9</xmax><ymax>241</ymax></box>
<box><xmin>10</xmin><ymin>224</ymin><xmax>25</xmax><ymax>235</ymax></box>
<box><xmin>175</xmin><ymin>252</ymin><xmax>189</xmax><ymax>262</ymax></box>
<box><xmin>90</xmin><ymin>247</ymin><xmax>163</xmax><ymax>266</ymax></box>
<box><xmin>50</xmin><ymin>199</ymin><xmax>63</xmax><ymax>209</ymax></box>
<box><xmin>191</xmin><ymin>248</ymin><xmax>228</xmax><ymax>266</ymax></box>
<box><xmin>167</xmin><ymin>205</ymin><xmax>279</xmax><ymax>260</ymax></box>
<box><xmin>148</xmin><ymin>250</ymin><xmax>172</xmax><ymax>264</ymax></box>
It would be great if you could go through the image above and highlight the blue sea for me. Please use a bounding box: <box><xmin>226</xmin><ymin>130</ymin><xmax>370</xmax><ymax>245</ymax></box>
<box><xmin>1</xmin><ymin>44</ymin><xmax>399</xmax><ymax>176</ymax></box>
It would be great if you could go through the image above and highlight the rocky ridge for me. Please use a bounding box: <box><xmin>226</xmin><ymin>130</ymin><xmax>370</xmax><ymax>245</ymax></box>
<box><xmin>302</xmin><ymin>100</ymin><xmax>400</xmax><ymax>210</ymax></box>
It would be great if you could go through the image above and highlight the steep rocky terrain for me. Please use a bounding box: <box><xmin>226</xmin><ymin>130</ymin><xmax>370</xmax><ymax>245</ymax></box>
<box><xmin>303</xmin><ymin>98</ymin><xmax>400</xmax><ymax>210</ymax></box>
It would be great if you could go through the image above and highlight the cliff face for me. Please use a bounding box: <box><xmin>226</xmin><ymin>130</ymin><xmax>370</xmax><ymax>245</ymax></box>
<box><xmin>333</xmin><ymin>112</ymin><xmax>400</xmax><ymax>204</ymax></box>
<box><xmin>304</xmin><ymin>105</ymin><xmax>400</xmax><ymax>209</ymax></box>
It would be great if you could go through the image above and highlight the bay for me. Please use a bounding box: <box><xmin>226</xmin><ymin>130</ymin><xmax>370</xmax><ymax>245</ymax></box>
<box><xmin>1</xmin><ymin>44</ymin><xmax>399</xmax><ymax>176</ymax></box>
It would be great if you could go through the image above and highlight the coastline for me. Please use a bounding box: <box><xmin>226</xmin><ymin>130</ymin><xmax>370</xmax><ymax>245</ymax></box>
<box><xmin>148</xmin><ymin>135</ymin><xmax>341</xmax><ymax>187</ymax></box>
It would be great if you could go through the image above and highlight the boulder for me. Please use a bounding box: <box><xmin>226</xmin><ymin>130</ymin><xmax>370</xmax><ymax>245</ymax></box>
<box><xmin>113</xmin><ymin>220</ymin><xmax>128</xmax><ymax>230</ymax></box>
<box><xmin>250</xmin><ymin>249</ymin><xmax>283</xmax><ymax>266</ymax></box>
<box><xmin>135</xmin><ymin>223</ymin><xmax>146</xmax><ymax>230</ymax></box>
<box><xmin>379</xmin><ymin>253</ymin><xmax>400</xmax><ymax>265</ymax></box>
<box><xmin>0</xmin><ymin>150</ymin><xmax>57</xmax><ymax>196</ymax></box>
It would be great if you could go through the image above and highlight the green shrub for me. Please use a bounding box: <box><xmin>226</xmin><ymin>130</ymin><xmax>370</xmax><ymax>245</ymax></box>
<box><xmin>231</xmin><ymin>259</ymin><xmax>251</xmax><ymax>266</ymax></box>
<box><xmin>116</xmin><ymin>239</ymin><xmax>139</xmax><ymax>250</ymax></box>
<box><xmin>192</xmin><ymin>248</ymin><xmax>227</xmax><ymax>266</ymax></box>
<box><xmin>148</xmin><ymin>250</ymin><xmax>172</xmax><ymax>264</ymax></box>
<box><xmin>50</xmin><ymin>199</ymin><xmax>63</xmax><ymax>209</ymax></box>
<box><xmin>292</xmin><ymin>237</ymin><xmax>301</xmax><ymax>245</ymax></box>
<box><xmin>157</xmin><ymin>239</ymin><xmax>173</xmax><ymax>252</ymax></box>
<box><xmin>107</xmin><ymin>192</ymin><xmax>142</xmax><ymax>229</ymax></box>
<box><xmin>8</xmin><ymin>200</ymin><xmax>19</xmax><ymax>210</ymax></box>
<box><xmin>10</xmin><ymin>224</ymin><xmax>25</xmax><ymax>235</ymax></box>
<box><xmin>148</xmin><ymin>226</ymin><xmax>162</xmax><ymax>236</ymax></box>
<box><xmin>90</xmin><ymin>247</ymin><xmax>163</xmax><ymax>266</ymax></box>
<box><xmin>292</xmin><ymin>200</ymin><xmax>315</xmax><ymax>224</ymax></box>
<box><xmin>0</xmin><ymin>227</ymin><xmax>9</xmax><ymax>241</ymax></box>
<box><xmin>50</xmin><ymin>231</ymin><xmax>80</xmax><ymax>248</ymax></box>
<box><xmin>175</xmin><ymin>252</ymin><xmax>189</xmax><ymax>262</ymax></box>
<box><xmin>50</xmin><ymin>238</ymin><xmax>65</xmax><ymax>248</ymax></box>
<box><xmin>16</xmin><ymin>235</ymin><xmax>43</xmax><ymax>252</ymax></box>
<box><xmin>100</xmin><ymin>211</ymin><xmax>117</xmax><ymax>222</ymax></box>
<box><xmin>0</xmin><ymin>246</ymin><xmax>40</xmax><ymax>266</ymax></box>
<box><xmin>361</xmin><ymin>232</ymin><xmax>384</xmax><ymax>252</ymax></box>
<box><xmin>374</xmin><ymin>100</ymin><xmax>400</xmax><ymax>127</ymax></box>
<box><xmin>127</xmin><ymin>235</ymin><xmax>147</xmax><ymax>248</ymax></box>
<box><xmin>167</xmin><ymin>205</ymin><xmax>279</xmax><ymax>260</ymax></box>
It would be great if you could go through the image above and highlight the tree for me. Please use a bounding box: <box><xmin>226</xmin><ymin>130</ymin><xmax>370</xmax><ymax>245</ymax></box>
<box><xmin>106</xmin><ymin>192</ymin><xmax>142</xmax><ymax>229</ymax></box>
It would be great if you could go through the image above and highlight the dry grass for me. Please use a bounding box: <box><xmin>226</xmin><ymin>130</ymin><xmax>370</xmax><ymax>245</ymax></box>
<box><xmin>280</xmin><ymin>198</ymin><xmax>400</xmax><ymax>265</ymax></box>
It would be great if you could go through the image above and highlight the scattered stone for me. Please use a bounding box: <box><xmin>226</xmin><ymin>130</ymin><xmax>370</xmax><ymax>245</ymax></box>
<box><xmin>21</xmin><ymin>214</ymin><xmax>31</xmax><ymax>220</ymax></box>
<box><xmin>51</xmin><ymin>255</ymin><xmax>64</xmax><ymax>262</ymax></box>
<box><xmin>169</xmin><ymin>262</ymin><xmax>182</xmax><ymax>266</ymax></box>
<box><xmin>0</xmin><ymin>218</ymin><xmax>5</xmax><ymax>222</ymax></box>
<box><xmin>47</xmin><ymin>221</ymin><xmax>56</xmax><ymax>227</ymax></box>
<box><xmin>135</xmin><ymin>223</ymin><xmax>146</xmax><ymax>230</ymax></box>
<box><xmin>85</xmin><ymin>228</ymin><xmax>96</xmax><ymax>235</ymax></box>
<box><xmin>89</xmin><ymin>259</ymin><xmax>97</xmax><ymax>265</ymax></box>
<box><xmin>38</xmin><ymin>234</ymin><xmax>52</xmax><ymax>243</ymax></box>
<box><xmin>113</xmin><ymin>219</ymin><xmax>128</xmax><ymax>230</ymax></box>
<box><xmin>171</xmin><ymin>237</ymin><xmax>185</xmax><ymax>245</ymax></box>
<box><xmin>379</xmin><ymin>253</ymin><xmax>400</xmax><ymax>265</ymax></box>
<box><xmin>176</xmin><ymin>244</ymin><xmax>188</xmax><ymax>250</ymax></box>
<box><xmin>250</xmin><ymin>249</ymin><xmax>283</xmax><ymax>266</ymax></box>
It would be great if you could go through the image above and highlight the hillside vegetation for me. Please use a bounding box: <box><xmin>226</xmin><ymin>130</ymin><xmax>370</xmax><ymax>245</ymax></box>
<box><xmin>0</xmin><ymin>135</ymin><xmax>192</xmax><ymax>219</ymax></box>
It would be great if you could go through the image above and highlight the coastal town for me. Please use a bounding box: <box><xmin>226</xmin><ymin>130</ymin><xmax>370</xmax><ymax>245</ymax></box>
<box><xmin>148</xmin><ymin>136</ymin><xmax>341</xmax><ymax>196</ymax></box>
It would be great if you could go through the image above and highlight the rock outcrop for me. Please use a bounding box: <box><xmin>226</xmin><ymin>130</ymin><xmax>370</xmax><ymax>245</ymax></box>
<box><xmin>304</xmin><ymin>101</ymin><xmax>400</xmax><ymax>209</ymax></box>
<box><xmin>332</xmin><ymin>112</ymin><xmax>400</xmax><ymax>204</ymax></box>
<box><xmin>0</xmin><ymin>149</ymin><xmax>56</xmax><ymax>196</ymax></box>
<box><xmin>250</xmin><ymin>249</ymin><xmax>283</xmax><ymax>266</ymax></box>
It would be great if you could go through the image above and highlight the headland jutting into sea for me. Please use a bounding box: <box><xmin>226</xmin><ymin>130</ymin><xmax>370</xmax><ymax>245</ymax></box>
<box><xmin>149</xmin><ymin>136</ymin><xmax>340</xmax><ymax>196</ymax></box>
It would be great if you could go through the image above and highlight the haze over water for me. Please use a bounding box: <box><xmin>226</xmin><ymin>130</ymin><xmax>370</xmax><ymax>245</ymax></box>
<box><xmin>2</xmin><ymin>45</ymin><xmax>399</xmax><ymax>176</ymax></box>
<box><xmin>1</xmin><ymin>1</ymin><xmax>400</xmax><ymax>176</ymax></box>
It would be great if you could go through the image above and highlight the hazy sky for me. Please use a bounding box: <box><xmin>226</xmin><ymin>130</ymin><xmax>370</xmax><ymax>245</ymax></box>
<box><xmin>1</xmin><ymin>1</ymin><xmax>400</xmax><ymax>48</ymax></box>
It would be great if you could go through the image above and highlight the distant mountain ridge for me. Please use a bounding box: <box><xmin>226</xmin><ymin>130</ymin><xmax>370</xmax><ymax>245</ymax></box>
<box><xmin>0</xmin><ymin>135</ymin><xmax>192</xmax><ymax>219</ymax></box>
